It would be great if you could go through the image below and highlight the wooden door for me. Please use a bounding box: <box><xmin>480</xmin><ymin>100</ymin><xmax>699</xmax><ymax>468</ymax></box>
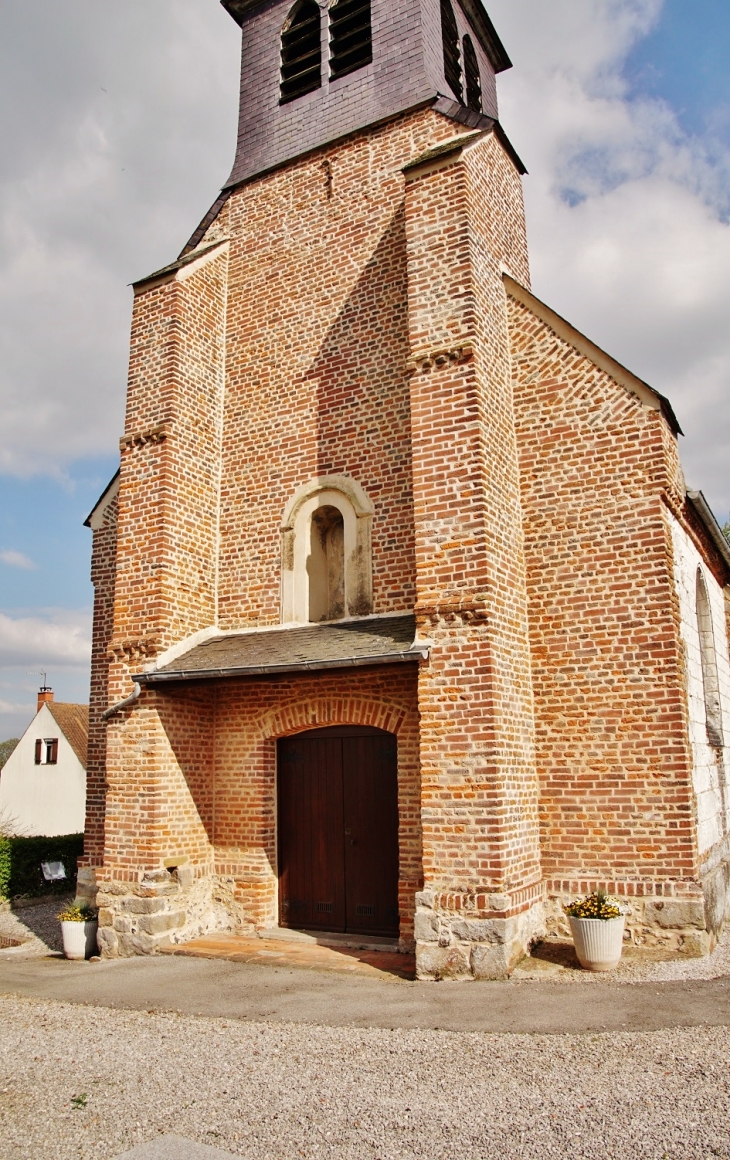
<box><xmin>278</xmin><ymin>726</ymin><xmax>399</xmax><ymax>937</ymax></box>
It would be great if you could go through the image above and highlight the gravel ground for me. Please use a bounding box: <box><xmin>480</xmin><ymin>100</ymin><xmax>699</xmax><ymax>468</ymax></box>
<box><xmin>0</xmin><ymin>994</ymin><xmax>729</xmax><ymax>1160</ymax></box>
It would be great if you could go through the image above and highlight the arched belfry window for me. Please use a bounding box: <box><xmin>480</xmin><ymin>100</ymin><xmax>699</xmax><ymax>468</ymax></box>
<box><xmin>696</xmin><ymin>569</ymin><xmax>725</xmax><ymax>749</ymax></box>
<box><xmin>280</xmin><ymin>0</ymin><xmax>322</xmax><ymax>104</ymax></box>
<box><xmin>281</xmin><ymin>476</ymin><xmax>374</xmax><ymax>624</ymax></box>
<box><xmin>440</xmin><ymin>0</ymin><xmax>462</xmax><ymax>102</ymax></box>
<box><xmin>330</xmin><ymin>0</ymin><xmax>372</xmax><ymax>80</ymax></box>
<box><xmin>463</xmin><ymin>34</ymin><xmax>482</xmax><ymax>113</ymax></box>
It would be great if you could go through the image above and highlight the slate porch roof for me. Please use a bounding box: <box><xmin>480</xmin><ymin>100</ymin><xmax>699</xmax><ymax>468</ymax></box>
<box><xmin>136</xmin><ymin>615</ymin><xmax>425</xmax><ymax>684</ymax></box>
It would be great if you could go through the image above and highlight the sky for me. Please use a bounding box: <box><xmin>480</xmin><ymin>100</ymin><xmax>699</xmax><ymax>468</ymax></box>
<box><xmin>0</xmin><ymin>0</ymin><xmax>728</xmax><ymax>739</ymax></box>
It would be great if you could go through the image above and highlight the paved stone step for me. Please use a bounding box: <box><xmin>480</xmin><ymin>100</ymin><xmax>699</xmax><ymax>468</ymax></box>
<box><xmin>115</xmin><ymin>1135</ymin><xmax>238</xmax><ymax>1159</ymax></box>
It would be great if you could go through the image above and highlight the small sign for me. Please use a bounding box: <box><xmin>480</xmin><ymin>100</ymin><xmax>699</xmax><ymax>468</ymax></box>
<box><xmin>41</xmin><ymin>861</ymin><xmax>66</xmax><ymax>881</ymax></box>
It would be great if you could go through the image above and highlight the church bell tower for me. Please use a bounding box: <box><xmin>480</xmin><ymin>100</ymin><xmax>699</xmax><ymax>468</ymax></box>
<box><xmin>85</xmin><ymin>0</ymin><xmax>543</xmax><ymax>980</ymax></box>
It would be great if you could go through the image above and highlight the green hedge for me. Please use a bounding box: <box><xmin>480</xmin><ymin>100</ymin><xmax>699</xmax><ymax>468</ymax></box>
<box><xmin>0</xmin><ymin>834</ymin><xmax>83</xmax><ymax>901</ymax></box>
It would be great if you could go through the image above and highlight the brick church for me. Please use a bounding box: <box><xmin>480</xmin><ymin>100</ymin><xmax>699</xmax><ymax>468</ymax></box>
<box><xmin>80</xmin><ymin>0</ymin><xmax>730</xmax><ymax>977</ymax></box>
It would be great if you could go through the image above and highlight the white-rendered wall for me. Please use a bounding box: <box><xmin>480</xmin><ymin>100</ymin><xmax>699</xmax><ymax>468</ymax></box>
<box><xmin>0</xmin><ymin>704</ymin><xmax>86</xmax><ymax>837</ymax></box>
<box><xmin>670</xmin><ymin>514</ymin><xmax>730</xmax><ymax>853</ymax></box>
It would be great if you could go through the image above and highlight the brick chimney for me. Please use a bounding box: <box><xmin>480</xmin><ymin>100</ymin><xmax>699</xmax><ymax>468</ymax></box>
<box><xmin>37</xmin><ymin>687</ymin><xmax>54</xmax><ymax>712</ymax></box>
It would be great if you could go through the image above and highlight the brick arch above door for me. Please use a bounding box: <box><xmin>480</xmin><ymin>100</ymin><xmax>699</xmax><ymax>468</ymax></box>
<box><xmin>260</xmin><ymin>695</ymin><xmax>409</xmax><ymax>742</ymax></box>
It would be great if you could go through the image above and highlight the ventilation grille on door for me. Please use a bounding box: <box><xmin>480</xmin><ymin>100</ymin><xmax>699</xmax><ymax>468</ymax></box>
<box><xmin>355</xmin><ymin>904</ymin><xmax>375</xmax><ymax>916</ymax></box>
<box><xmin>316</xmin><ymin>901</ymin><xmax>334</xmax><ymax>912</ymax></box>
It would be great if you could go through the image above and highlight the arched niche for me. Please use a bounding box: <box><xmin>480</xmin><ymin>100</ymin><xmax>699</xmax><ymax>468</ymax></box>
<box><xmin>281</xmin><ymin>475</ymin><xmax>374</xmax><ymax>623</ymax></box>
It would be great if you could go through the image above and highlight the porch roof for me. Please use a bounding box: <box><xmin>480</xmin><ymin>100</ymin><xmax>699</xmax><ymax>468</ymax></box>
<box><xmin>136</xmin><ymin>615</ymin><xmax>425</xmax><ymax>684</ymax></box>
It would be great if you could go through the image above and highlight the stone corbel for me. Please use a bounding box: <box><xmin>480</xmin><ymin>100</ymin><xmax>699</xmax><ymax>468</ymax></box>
<box><xmin>119</xmin><ymin>423</ymin><xmax>170</xmax><ymax>452</ymax></box>
<box><xmin>108</xmin><ymin>636</ymin><xmax>162</xmax><ymax>663</ymax></box>
<box><xmin>405</xmin><ymin>344</ymin><xmax>474</xmax><ymax>377</ymax></box>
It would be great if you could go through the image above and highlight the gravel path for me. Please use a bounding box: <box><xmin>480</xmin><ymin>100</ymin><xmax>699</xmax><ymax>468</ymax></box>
<box><xmin>0</xmin><ymin>994</ymin><xmax>729</xmax><ymax>1160</ymax></box>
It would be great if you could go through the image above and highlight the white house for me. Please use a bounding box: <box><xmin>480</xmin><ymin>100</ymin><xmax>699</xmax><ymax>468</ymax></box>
<box><xmin>0</xmin><ymin>689</ymin><xmax>88</xmax><ymax>837</ymax></box>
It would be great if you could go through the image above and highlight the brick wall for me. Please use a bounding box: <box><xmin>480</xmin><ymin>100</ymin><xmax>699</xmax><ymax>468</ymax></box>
<box><xmin>508</xmin><ymin>290</ymin><xmax>699</xmax><ymax>894</ymax></box>
<box><xmin>403</xmin><ymin>130</ymin><xmax>541</xmax><ymax>977</ymax></box>
<box><xmin>110</xmin><ymin>246</ymin><xmax>228</xmax><ymax>665</ymax></box>
<box><xmin>80</xmin><ymin>492</ymin><xmax>118</xmax><ymax>869</ymax></box>
<box><xmin>216</xmin><ymin>108</ymin><xmax>472</xmax><ymax>629</ymax></box>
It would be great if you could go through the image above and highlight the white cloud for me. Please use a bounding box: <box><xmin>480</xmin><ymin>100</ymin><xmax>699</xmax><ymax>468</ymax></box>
<box><xmin>0</xmin><ymin>0</ymin><xmax>726</xmax><ymax>522</ymax></box>
<box><xmin>0</xmin><ymin>0</ymin><xmax>240</xmax><ymax>479</ymax></box>
<box><xmin>0</xmin><ymin>699</ymin><xmax>28</xmax><ymax>715</ymax></box>
<box><xmin>0</xmin><ymin>550</ymin><xmax>36</xmax><ymax>570</ymax></box>
<box><xmin>489</xmin><ymin>0</ymin><xmax>730</xmax><ymax>517</ymax></box>
<box><xmin>0</xmin><ymin>609</ymin><xmax>91</xmax><ymax>667</ymax></box>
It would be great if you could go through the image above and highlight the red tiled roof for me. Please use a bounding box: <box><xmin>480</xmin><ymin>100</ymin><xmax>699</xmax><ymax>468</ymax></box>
<box><xmin>47</xmin><ymin>703</ymin><xmax>89</xmax><ymax>767</ymax></box>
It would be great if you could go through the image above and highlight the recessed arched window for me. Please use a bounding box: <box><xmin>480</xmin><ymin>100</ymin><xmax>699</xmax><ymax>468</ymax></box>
<box><xmin>440</xmin><ymin>0</ymin><xmax>462</xmax><ymax>102</ymax></box>
<box><xmin>330</xmin><ymin>0</ymin><xmax>372</xmax><ymax>80</ymax></box>
<box><xmin>696</xmin><ymin>569</ymin><xmax>724</xmax><ymax>749</ymax></box>
<box><xmin>280</xmin><ymin>0</ymin><xmax>322</xmax><ymax>105</ymax></box>
<box><xmin>463</xmin><ymin>34</ymin><xmax>482</xmax><ymax>113</ymax></box>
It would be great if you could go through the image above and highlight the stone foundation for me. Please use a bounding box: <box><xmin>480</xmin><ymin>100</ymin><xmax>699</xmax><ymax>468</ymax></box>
<box><xmin>544</xmin><ymin>871</ymin><xmax>730</xmax><ymax>958</ymax></box>
<box><xmin>93</xmin><ymin>867</ymin><xmax>250</xmax><ymax>958</ymax></box>
<box><xmin>414</xmin><ymin>890</ymin><xmax>545</xmax><ymax>980</ymax></box>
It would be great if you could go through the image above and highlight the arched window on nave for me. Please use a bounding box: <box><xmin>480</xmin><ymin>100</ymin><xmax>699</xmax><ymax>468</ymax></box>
<box><xmin>696</xmin><ymin>568</ymin><xmax>725</xmax><ymax>749</ymax></box>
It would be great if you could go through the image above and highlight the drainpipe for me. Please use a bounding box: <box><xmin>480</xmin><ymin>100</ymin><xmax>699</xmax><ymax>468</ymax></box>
<box><xmin>102</xmin><ymin>682</ymin><xmax>142</xmax><ymax>721</ymax></box>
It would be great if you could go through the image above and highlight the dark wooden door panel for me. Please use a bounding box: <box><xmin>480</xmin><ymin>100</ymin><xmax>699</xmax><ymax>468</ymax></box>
<box><xmin>278</xmin><ymin>726</ymin><xmax>399</xmax><ymax>938</ymax></box>
<box><xmin>278</xmin><ymin>735</ymin><xmax>345</xmax><ymax>931</ymax></box>
<box><xmin>343</xmin><ymin>733</ymin><xmax>399</xmax><ymax>936</ymax></box>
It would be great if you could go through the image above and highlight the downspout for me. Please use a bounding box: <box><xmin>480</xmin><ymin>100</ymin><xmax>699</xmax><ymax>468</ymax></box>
<box><xmin>102</xmin><ymin>682</ymin><xmax>142</xmax><ymax>721</ymax></box>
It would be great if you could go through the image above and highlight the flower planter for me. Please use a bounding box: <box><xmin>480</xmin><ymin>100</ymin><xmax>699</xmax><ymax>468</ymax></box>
<box><xmin>61</xmin><ymin>920</ymin><xmax>98</xmax><ymax>961</ymax></box>
<box><xmin>569</xmin><ymin>915</ymin><xmax>625</xmax><ymax>971</ymax></box>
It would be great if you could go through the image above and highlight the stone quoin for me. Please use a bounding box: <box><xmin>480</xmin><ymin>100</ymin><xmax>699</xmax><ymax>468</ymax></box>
<box><xmin>78</xmin><ymin>0</ymin><xmax>730</xmax><ymax>978</ymax></box>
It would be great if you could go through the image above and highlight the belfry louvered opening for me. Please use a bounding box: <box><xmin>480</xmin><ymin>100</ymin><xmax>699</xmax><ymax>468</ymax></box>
<box><xmin>330</xmin><ymin>0</ymin><xmax>372</xmax><ymax>80</ymax></box>
<box><xmin>463</xmin><ymin>34</ymin><xmax>482</xmax><ymax>113</ymax></box>
<box><xmin>440</xmin><ymin>0</ymin><xmax>462</xmax><ymax>101</ymax></box>
<box><xmin>280</xmin><ymin>0</ymin><xmax>322</xmax><ymax>104</ymax></box>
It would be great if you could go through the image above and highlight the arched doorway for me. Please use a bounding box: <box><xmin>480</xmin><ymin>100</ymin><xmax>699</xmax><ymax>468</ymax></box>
<box><xmin>277</xmin><ymin>725</ymin><xmax>399</xmax><ymax>937</ymax></box>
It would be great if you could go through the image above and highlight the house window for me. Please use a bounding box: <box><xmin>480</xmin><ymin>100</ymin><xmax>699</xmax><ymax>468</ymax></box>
<box><xmin>35</xmin><ymin>738</ymin><xmax>58</xmax><ymax>765</ymax></box>
<box><xmin>280</xmin><ymin>0</ymin><xmax>322</xmax><ymax>104</ymax></box>
<box><xmin>440</xmin><ymin>0</ymin><xmax>462</xmax><ymax>102</ymax></box>
<box><xmin>696</xmin><ymin>569</ymin><xmax>724</xmax><ymax>749</ymax></box>
<box><xmin>329</xmin><ymin>0</ymin><xmax>372</xmax><ymax>81</ymax></box>
<box><xmin>463</xmin><ymin>34</ymin><xmax>482</xmax><ymax>113</ymax></box>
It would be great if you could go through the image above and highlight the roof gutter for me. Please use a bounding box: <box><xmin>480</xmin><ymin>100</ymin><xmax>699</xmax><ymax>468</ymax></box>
<box><xmin>686</xmin><ymin>491</ymin><xmax>730</xmax><ymax>571</ymax></box>
<box><xmin>102</xmin><ymin>682</ymin><xmax>142</xmax><ymax>720</ymax></box>
<box><xmin>135</xmin><ymin>648</ymin><xmax>429</xmax><ymax>685</ymax></box>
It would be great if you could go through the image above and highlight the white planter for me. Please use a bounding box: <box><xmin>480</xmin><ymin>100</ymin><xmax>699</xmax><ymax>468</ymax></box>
<box><xmin>569</xmin><ymin>915</ymin><xmax>625</xmax><ymax>971</ymax></box>
<box><xmin>61</xmin><ymin>920</ymin><xmax>98</xmax><ymax>961</ymax></box>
